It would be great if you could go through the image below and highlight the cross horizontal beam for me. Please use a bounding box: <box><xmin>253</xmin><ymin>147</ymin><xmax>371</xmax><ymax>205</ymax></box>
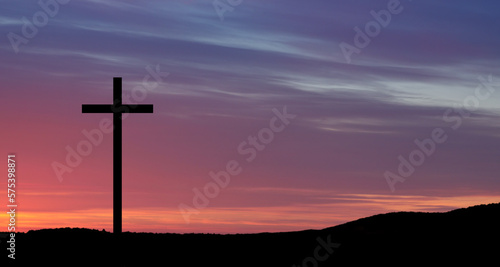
<box><xmin>82</xmin><ymin>104</ymin><xmax>154</xmax><ymax>113</ymax></box>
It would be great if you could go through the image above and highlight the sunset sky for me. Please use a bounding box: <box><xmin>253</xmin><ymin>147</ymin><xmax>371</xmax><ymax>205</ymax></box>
<box><xmin>1</xmin><ymin>0</ymin><xmax>499</xmax><ymax>233</ymax></box>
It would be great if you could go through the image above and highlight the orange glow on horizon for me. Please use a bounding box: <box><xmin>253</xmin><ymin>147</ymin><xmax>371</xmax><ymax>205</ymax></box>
<box><xmin>3</xmin><ymin>194</ymin><xmax>499</xmax><ymax>234</ymax></box>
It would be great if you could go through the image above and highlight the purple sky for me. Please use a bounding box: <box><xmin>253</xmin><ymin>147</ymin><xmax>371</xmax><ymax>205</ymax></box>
<box><xmin>1</xmin><ymin>0</ymin><xmax>499</xmax><ymax>233</ymax></box>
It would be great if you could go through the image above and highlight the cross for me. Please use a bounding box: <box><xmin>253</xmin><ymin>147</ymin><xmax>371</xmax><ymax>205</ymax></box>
<box><xmin>82</xmin><ymin>77</ymin><xmax>153</xmax><ymax>234</ymax></box>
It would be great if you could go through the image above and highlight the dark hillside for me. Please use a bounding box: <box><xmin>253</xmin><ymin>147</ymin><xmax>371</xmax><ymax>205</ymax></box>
<box><xmin>2</xmin><ymin>203</ymin><xmax>499</xmax><ymax>266</ymax></box>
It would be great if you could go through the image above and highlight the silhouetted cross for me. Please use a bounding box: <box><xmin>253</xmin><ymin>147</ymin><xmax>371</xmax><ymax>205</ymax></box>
<box><xmin>82</xmin><ymin>77</ymin><xmax>153</xmax><ymax>234</ymax></box>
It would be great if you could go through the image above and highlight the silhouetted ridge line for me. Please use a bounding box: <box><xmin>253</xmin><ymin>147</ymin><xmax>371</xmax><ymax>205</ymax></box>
<box><xmin>2</xmin><ymin>202</ymin><xmax>498</xmax><ymax>266</ymax></box>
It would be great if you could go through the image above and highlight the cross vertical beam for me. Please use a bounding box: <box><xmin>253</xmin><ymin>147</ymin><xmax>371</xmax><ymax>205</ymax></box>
<box><xmin>82</xmin><ymin>77</ymin><xmax>154</xmax><ymax>234</ymax></box>
<box><xmin>113</xmin><ymin>77</ymin><xmax>123</xmax><ymax>234</ymax></box>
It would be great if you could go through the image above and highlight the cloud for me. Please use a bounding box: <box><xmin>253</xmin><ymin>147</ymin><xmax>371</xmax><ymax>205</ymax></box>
<box><xmin>1</xmin><ymin>0</ymin><xmax>499</xmax><ymax>233</ymax></box>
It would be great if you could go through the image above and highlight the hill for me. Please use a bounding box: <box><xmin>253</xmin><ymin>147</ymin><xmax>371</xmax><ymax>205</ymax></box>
<box><xmin>2</xmin><ymin>202</ymin><xmax>499</xmax><ymax>266</ymax></box>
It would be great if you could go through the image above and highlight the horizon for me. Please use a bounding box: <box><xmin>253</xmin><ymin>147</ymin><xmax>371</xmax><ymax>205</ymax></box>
<box><xmin>4</xmin><ymin>201</ymin><xmax>499</xmax><ymax>235</ymax></box>
<box><xmin>1</xmin><ymin>0</ymin><xmax>499</xmax><ymax>234</ymax></box>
